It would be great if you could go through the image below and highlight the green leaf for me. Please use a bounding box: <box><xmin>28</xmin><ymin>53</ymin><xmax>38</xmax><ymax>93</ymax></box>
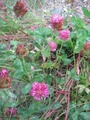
<box><xmin>7</xmin><ymin>91</ymin><xmax>17</xmax><ymax>98</ymax></box>
<box><xmin>18</xmin><ymin>108</ymin><xmax>30</xmax><ymax>119</ymax></box>
<box><xmin>41</xmin><ymin>61</ymin><xmax>55</xmax><ymax>69</ymax></box>
<box><xmin>0</xmin><ymin>91</ymin><xmax>6</xmax><ymax>101</ymax></box>
<box><xmin>0</xmin><ymin>16</ymin><xmax>21</xmax><ymax>33</ymax></box>
<box><xmin>82</xmin><ymin>7</ymin><xmax>90</xmax><ymax>17</ymax></box>
<box><xmin>67</xmin><ymin>68</ymin><xmax>76</xmax><ymax>77</ymax></box>
<box><xmin>67</xmin><ymin>68</ymin><xmax>80</xmax><ymax>81</ymax></box>
<box><xmin>41</xmin><ymin>0</ymin><xmax>45</xmax><ymax>4</ymax></box>
<box><xmin>63</xmin><ymin>58</ymin><xmax>71</xmax><ymax>65</ymax></box>
<box><xmin>28</xmin><ymin>102</ymin><xmax>39</xmax><ymax>114</ymax></box>
<box><xmin>71</xmin><ymin>16</ymin><xmax>84</xmax><ymax>28</ymax></box>
<box><xmin>10</xmin><ymin>70</ymin><xmax>24</xmax><ymax>79</ymax></box>
<box><xmin>32</xmin><ymin>74</ymin><xmax>45</xmax><ymax>82</ymax></box>
<box><xmin>35</xmin><ymin>103</ymin><xmax>50</xmax><ymax>113</ymax></box>
<box><xmin>12</xmin><ymin>58</ymin><xmax>24</xmax><ymax>78</ymax></box>
<box><xmin>56</xmin><ymin>77</ymin><xmax>65</xmax><ymax>84</ymax></box>
<box><xmin>10</xmin><ymin>40</ymin><xmax>20</xmax><ymax>49</ymax></box>
<box><xmin>45</xmin><ymin>75</ymin><xmax>53</xmax><ymax>85</ymax></box>
<box><xmin>30</xmin><ymin>116</ymin><xmax>39</xmax><ymax>120</ymax></box>
<box><xmin>13</xmin><ymin>58</ymin><xmax>23</xmax><ymax>70</ymax></box>
<box><xmin>32</xmin><ymin>27</ymin><xmax>52</xmax><ymax>46</ymax></box>
<box><xmin>74</xmin><ymin>33</ymin><xmax>86</xmax><ymax>53</ymax></box>
<box><xmin>79</xmin><ymin>112</ymin><xmax>90</xmax><ymax>120</ymax></box>
<box><xmin>0</xmin><ymin>18</ymin><xmax>6</xmax><ymax>26</ymax></box>
<box><xmin>6</xmin><ymin>101</ymin><xmax>19</xmax><ymax>107</ymax></box>
<box><xmin>83</xmin><ymin>25</ymin><xmax>90</xmax><ymax>33</ymax></box>
<box><xmin>80</xmin><ymin>103</ymin><xmax>90</xmax><ymax>111</ymax></box>
<box><xmin>0</xmin><ymin>44</ymin><xmax>6</xmax><ymax>49</ymax></box>
<box><xmin>35</xmin><ymin>27</ymin><xmax>52</xmax><ymax>36</ymax></box>
<box><xmin>69</xmin><ymin>103</ymin><xmax>77</xmax><ymax>115</ymax></box>
<box><xmin>75</xmin><ymin>85</ymin><xmax>85</xmax><ymax>93</ymax></box>
<box><xmin>21</xmin><ymin>83</ymin><xmax>31</xmax><ymax>94</ymax></box>
<box><xmin>76</xmin><ymin>29</ymin><xmax>88</xmax><ymax>38</ymax></box>
<box><xmin>41</xmin><ymin>47</ymin><xmax>50</xmax><ymax>57</ymax></box>
<box><xmin>49</xmin><ymin>87</ymin><xmax>54</xmax><ymax>95</ymax></box>
<box><xmin>72</xmin><ymin>75</ymin><xmax>80</xmax><ymax>81</ymax></box>
<box><xmin>71</xmin><ymin>111</ymin><xmax>79</xmax><ymax>120</ymax></box>
<box><xmin>0</xmin><ymin>100</ymin><xmax>4</xmax><ymax>109</ymax></box>
<box><xmin>87</xmin><ymin>92</ymin><xmax>90</xmax><ymax>100</ymax></box>
<box><xmin>51</xmin><ymin>102</ymin><xmax>61</xmax><ymax>109</ymax></box>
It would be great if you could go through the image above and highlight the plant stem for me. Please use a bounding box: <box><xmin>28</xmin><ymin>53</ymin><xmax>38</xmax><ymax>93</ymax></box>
<box><xmin>22</xmin><ymin>58</ymin><xmax>31</xmax><ymax>80</ymax></box>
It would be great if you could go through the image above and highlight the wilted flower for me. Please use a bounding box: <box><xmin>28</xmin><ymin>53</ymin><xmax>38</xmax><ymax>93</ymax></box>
<box><xmin>84</xmin><ymin>41</ymin><xmax>90</xmax><ymax>51</ymax></box>
<box><xmin>59</xmin><ymin>29</ymin><xmax>70</xmax><ymax>40</ymax></box>
<box><xmin>30</xmin><ymin>82</ymin><xmax>49</xmax><ymax>101</ymax></box>
<box><xmin>48</xmin><ymin>41</ymin><xmax>57</xmax><ymax>52</ymax></box>
<box><xmin>0</xmin><ymin>68</ymin><xmax>11</xmax><ymax>88</ymax></box>
<box><xmin>16</xmin><ymin>44</ymin><xmax>28</xmax><ymax>57</ymax></box>
<box><xmin>50</xmin><ymin>14</ymin><xmax>64</xmax><ymax>31</ymax></box>
<box><xmin>13</xmin><ymin>0</ymin><xmax>28</xmax><ymax>17</ymax></box>
<box><xmin>6</xmin><ymin>108</ymin><xmax>17</xmax><ymax>116</ymax></box>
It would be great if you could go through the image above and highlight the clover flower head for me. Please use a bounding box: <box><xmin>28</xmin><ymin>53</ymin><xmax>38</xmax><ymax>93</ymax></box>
<box><xmin>50</xmin><ymin>14</ymin><xmax>64</xmax><ymax>30</ymax></box>
<box><xmin>59</xmin><ymin>29</ymin><xmax>70</xmax><ymax>40</ymax></box>
<box><xmin>30</xmin><ymin>82</ymin><xmax>49</xmax><ymax>101</ymax></box>
<box><xmin>6</xmin><ymin>108</ymin><xmax>17</xmax><ymax>116</ymax></box>
<box><xmin>48</xmin><ymin>41</ymin><xmax>57</xmax><ymax>52</ymax></box>
<box><xmin>0</xmin><ymin>68</ymin><xmax>11</xmax><ymax>89</ymax></box>
<box><xmin>0</xmin><ymin>68</ymin><xmax>8</xmax><ymax>78</ymax></box>
<box><xmin>30</xmin><ymin>26</ymin><xmax>35</xmax><ymax>31</ymax></box>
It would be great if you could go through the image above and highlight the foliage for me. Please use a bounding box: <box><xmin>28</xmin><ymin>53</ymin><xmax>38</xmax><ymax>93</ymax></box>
<box><xmin>0</xmin><ymin>1</ymin><xmax>90</xmax><ymax>120</ymax></box>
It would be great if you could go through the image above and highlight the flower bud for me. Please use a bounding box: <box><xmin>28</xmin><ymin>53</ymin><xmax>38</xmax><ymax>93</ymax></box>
<box><xmin>50</xmin><ymin>14</ymin><xmax>64</xmax><ymax>31</ymax></box>
<box><xmin>48</xmin><ymin>41</ymin><xmax>57</xmax><ymax>52</ymax></box>
<box><xmin>16</xmin><ymin>44</ymin><xmax>28</xmax><ymax>57</ymax></box>
<box><xmin>84</xmin><ymin>41</ymin><xmax>90</xmax><ymax>51</ymax></box>
<box><xmin>59</xmin><ymin>29</ymin><xmax>70</xmax><ymax>40</ymax></box>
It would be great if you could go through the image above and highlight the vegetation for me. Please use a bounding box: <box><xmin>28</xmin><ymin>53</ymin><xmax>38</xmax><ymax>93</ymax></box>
<box><xmin>0</xmin><ymin>0</ymin><xmax>90</xmax><ymax>120</ymax></box>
